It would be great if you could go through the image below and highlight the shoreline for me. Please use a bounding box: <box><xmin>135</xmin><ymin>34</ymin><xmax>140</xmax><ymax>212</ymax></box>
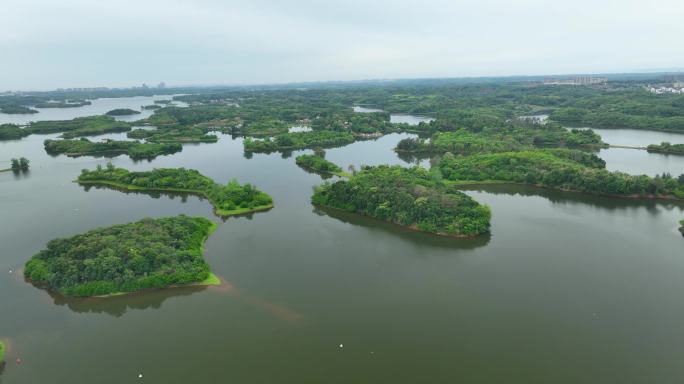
<box><xmin>313</xmin><ymin>203</ymin><xmax>486</xmax><ymax>239</ymax></box>
<box><xmin>446</xmin><ymin>180</ymin><xmax>684</xmax><ymax>202</ymax></box>
<box><xmin>76</xmin><ymin>179</ymin><xmax>274</xmax><ymax>217</ymax></box>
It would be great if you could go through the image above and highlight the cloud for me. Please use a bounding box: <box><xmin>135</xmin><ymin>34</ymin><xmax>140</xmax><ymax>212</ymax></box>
<box><xmin>1</xmin><ymin>0</ymin><xmax>683</xmax><ymax>90</ymax></box>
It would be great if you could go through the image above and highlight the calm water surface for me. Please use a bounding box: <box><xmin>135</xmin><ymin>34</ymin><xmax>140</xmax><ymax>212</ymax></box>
<box><xmin>573</xmin><ymin>127</ymin><xmax>684</xmax><ymax>176</ymax></box>
<box><xmin>1</xmin><ymin>129</ymin><xmax>684</xmax><ymax>383</ymax></box>
<box><xmin>353</xmin><ymin>106</ymin><xmax>434</xmax><ymax>125</ymax></box>
<box><xmin>0</xmin><ymin>95</ymin><xmax>186</xmax><ymax>125</ymax></box>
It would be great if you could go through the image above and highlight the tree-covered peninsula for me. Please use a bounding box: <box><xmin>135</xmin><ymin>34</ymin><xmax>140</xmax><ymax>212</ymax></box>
<box><xmin>647</xmin><ymin>142</ymin><xmax>684</xmax><ymax>156</ymax></box>
<box><xmin>24</xmin><ymin>215</ymin><xmax>218</xmax><ymax>297</ymax></box>
<box><xmin>396</xmin><ymin>126</ymin><xmax>603</xmax><ymax>155</ymax></box>
<box><xmin>77</xmin><ymin>165</ymin><xmax>273</xmax><ymax>216</ymax></box>
<box><xmin>105</xmin><ymin>108</ymin><xmax>141</xmax><ymax>116</ymax></box>
<box><xmin>295</xmin><ymin>153</ymin><xmax>347</xmax><ymax>177</ymax></box>
<box><xmin>44</xmin><ymin>138</ymin><xmax>182</xmax><ymax>160</ymax></box>
<box><xmin>312</xmin><ymin>165</ymin><xmax>491</xmax><ymax>237</ymax></box>
<box><xmin>438</xmin><ymin>149</ymin><xmax>684</xmax><ymax>199</ymax></box>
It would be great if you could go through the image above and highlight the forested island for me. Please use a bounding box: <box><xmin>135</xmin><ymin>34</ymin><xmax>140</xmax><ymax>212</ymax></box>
<box><xmin>647</xmin><ymin>142</ymin><xmax>684</xmax><ymax>156</ymax></box>
<box><xmin>24</xmin><ymin>215</ymin><xmax>218</xmax><ymax>297</ymax></box>
<box><xmin>295</xmin><ymin>153</ymin><xmax>347</xmax><ymax>177</ymax></box>
<box><xmin>105</xmin><ymin>108</ymin><xmax>141</xmax><ymax>116</ymax></box>
<box><xmin>34</xmin><ymin>100</ymin><xmax>91</xmax><ymax>108</ymax></box>
<box><xmin>28</xmin><ymin>116</ymin><xmax>132</xmax><ymax>138</ymax></box>
<box><xmin>244</xmin><ymin>131</ymin><xmax>355</xmax><ymax>152</ymax></box>
<box><xmin>0</xmin><ymin>124</ymin><xmax>29</xmax><ymax>140</ymax></box>
<box><xmin>312</xmin><ymin>165</ymin><xmax>491</xmax><ymax>237</ymax></box>
<box><xmin>44</xmin><ymin>138</ymin><xmax>182</xmax><ymax>160</ymax></box>
<box><xmin>0</xmin><ymin>105</ymin><xmax>38</xmax><ymax>114</ymax></box>
<box><xmin>437</xmin><ymin>149</ymin><xmax>684</xmax><ymax>199</ymax></box>
<box><xmin>77</xmin><ymin>165</ymin><xmax>273</xmax><ymax>216</ymax></box>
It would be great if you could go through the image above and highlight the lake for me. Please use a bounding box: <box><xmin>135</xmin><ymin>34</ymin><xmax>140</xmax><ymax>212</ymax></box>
<box><xmin>353</xmin><ymin>106</ymin><xmax>434</xmax><ymax>125</ymax></box>
<box><xmin>1</xmin><ymin>128</ymin><xmax>684</xmax><ymax>383</ymax></box>
<box><xmin>572</xmin><ymin>127</ymin><xmax>684</xmax><ymax>176</ymax></box>
<box><xmin>0</xmin><ymin>95</ymin><xmax>186</xmax><ymax>125</ymax></box>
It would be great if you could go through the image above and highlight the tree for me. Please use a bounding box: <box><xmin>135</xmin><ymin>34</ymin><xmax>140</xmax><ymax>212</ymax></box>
<box><xmin>19</xmin><ymin>157</ymin><xmax>29</xmax><ymax>169</ymax></box>
<box><xmin>10</xmin><ymin>158</ymin><xmax>20</xmax><ymax>171</ymax></box>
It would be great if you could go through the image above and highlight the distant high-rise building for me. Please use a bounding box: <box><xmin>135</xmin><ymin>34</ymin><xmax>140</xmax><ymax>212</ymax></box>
<box><xmin>543</xmin><ymin>76</ymin><xmax>607</xmax><ymax>85</ymax></box>
<box><xmin>158</xmin><ymin>82</ymin><xmax>166</xmax><ymax>89</ymax></box>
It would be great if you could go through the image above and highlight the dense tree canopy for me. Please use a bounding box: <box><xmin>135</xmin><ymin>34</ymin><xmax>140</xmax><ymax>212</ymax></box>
<box><xmin>44</xmin><ymin>138</ymin><xmax>182</xmax><ymax>160</ymax></box>
<box><xmin>78</xmin><ymin>165</ymin><xmax>273</xmax><ymax>216</ymax></box>
<box><xmin>24</xmin><ymin>215</ymin><xmax>216</xmax><ymax>297</ymax></box>
<box><xmin>244</xmin><ymin>131</ymin><xmax>355</xmax><ymax>152</ymax></box>
<box><xmin>438</xmin><ymin>150</ymin><xmax>684</xmax><ymax>198</ymax></box>
<box><xmin>295</xmin><ymin>154</ymin><xmax>345</xmax><ymax>176</ymax></box>
<box><xmin>647</xmin><ymin>142</ymin><xmax>684</xmax><ymax>156</ymax></box>
<box><xmin>312</xmin><ymin>165</ymin><xmax>491</xmax><ymax>237</ymax></box>
<box><xmin>0</xmin><ymin>124</ymin><xmax>30</xmax><ymax>140</ymax></box>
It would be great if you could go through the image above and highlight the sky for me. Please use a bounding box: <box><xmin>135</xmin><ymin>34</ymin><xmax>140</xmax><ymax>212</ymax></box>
<box><xmin>1</xmin><ymin>0</ymin><xmax>683</xmax><ymax>90</ymax></box>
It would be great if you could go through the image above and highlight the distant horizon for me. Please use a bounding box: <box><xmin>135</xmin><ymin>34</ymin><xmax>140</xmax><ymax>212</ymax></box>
<box><xmin>4</xmin><ymin>68</ymin><xmax>684</xmax><ymax>94</ymax></box>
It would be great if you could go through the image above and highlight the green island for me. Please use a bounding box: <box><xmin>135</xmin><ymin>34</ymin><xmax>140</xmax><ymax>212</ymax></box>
<box><xmin>142</xmin><ymin>104</ymin><xmax>162</xmax><ymax>110</ymax></box>
<box><xmin>77</xmin><ymin>164</ymin><xmax>274</xmax><ymax>216</ymax></box>
<box><xmin>44</xmin><ymin>138</ymin><xmax>182</xmax><ymax>160</ymax></box>
<box><xmin>28</xmin><ymin>116</ymin><xmax>133</xmax><ymax>138</ymax></box>
<box><xmin>0</xmin><ymin>124</ymin><xmax>30</xmax><ymax>140</ymax></box>
<box><xmin>127</xmin><ymin>126</ymin><xmax>218</xmax><ymax>143</ymax></box>
<box><xmin>680</xmin><ymin>220</ymin><xmax>684</xmax><ymax>237</ymax></box>
<box><xmin>105</xmin><ymin>108</ymin><xmax>141</xmax><ymax>116</ymax></box>
<box><xmin>295</xmin><ymin>153</ymin><xmax>348</xmax><ymax>177</ymax></box>
<box><xmin>0</xmin><ymin>340</ymin><xmax>5</xmax><ymax>363</ymax></box>
<box><xmin>646</xmin><ymin>142</ymin><xmax>684</xmax><ymax>156</ymax></box>
<box><xmin>244</xmin><ymin>131</ymin><xmax>355</xmax><ymax>153</ymax></box>
<box><xmin>0</xmin><ymin>105</ymin><xmax>38</xmax><ymax>114</ymax></box>
<box><xmin>24</xmin><ymin>215</ymin><xmax>219</xmax><ymax>297</ymax></box>
<box><xmin>312</xmin><ymin>165</ymin><xmax>491</xmax><ymax>237</ymax></box>
<box><xmin>437</xmin><ymin>149</ymin><xmax>684</xmax><ymax>199</ymax></box>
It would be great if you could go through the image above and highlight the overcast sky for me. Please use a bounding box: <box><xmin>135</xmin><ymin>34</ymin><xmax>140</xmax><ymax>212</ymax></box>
<box><xmin>1</xmin><ymin>0</ymin><xmax>683</xmax><ymax>90</ymax></box>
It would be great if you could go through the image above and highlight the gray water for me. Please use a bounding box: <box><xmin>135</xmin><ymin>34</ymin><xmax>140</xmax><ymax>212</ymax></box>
<box><xmin>353</xmin><ymin>106</ymin><xmax>434</xmax><ymax>125</ymax></box>
<box><xmin>1</xmin><ymin>129</ymin><xmax>684</xmax><ymax>383</ymax></box>
<box><xmin>572</xmin><ymin>127</ymin><xmax>684</xmax><ymax>176</ymax></box>
<box><xmin>0</xmin><ymin>96</ymin><xmax>186</xmax><ymax>125</ymax></box>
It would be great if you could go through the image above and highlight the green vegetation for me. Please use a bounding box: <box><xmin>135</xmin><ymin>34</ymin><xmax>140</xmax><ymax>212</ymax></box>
<box><xmin>680</xmin><ymin>220</ymin><xmax>684</xmax><ymax>237</ymax></box>
<box><xmin>10</xmin><ymin>157</ymin><xmax>29</xmax><ymax>171</ymax></box>
<box><xmin>77</xmin><ymin>165</ymin><xmax>273</xmax><ymax>216</ymax></box>
<box><xmin>438</xmin><ymin>149</ymin><xmax>684</xmax><ymax>199</ymax></box>
<box><xmin>24</xmin><ymin>215</ymin><xmax>217</xmax><ymax>297</ymax></box>
<box><xmin>396</xmin><ymin>126</ymin><xmax>603</xmax><ymax>155</ymax></box>
<box><xmin>44</xmin><ymin>138</ymin><xmax>182</xmax><ymax>160</ymax></box>
<box><xmin>28</xmin><ymin>116</ymin><xmax>132</xmax><ymax>138</ymax></box>
<box><xmin>0</xmin><ymin>105</ymin><xmax>38</xmax><ymax>114</ymax></box>
<box><xmin>244</xmin><ymin>131</ymin><xmax>354</xmax><ymax>152</ymax></box>
<box><xmin>105</xmin><ymin>108</ymin><xmax>141</xmax><ymax>116</ymax></box>
<box><xmin>0</xmin><ymin>124</ymin><xmax>29</xmax><ymax>140</ymax></box>
<box><xmin>142</xmin><ymin>105</ymin><xmax>162</xmax><ymax>110</ymax></box>
<box><xmin>647</xmin><ymin>142</ymin><xmax>684</xmax><ymax>156</ymax></box>
<box><xmin>312</xmin><ymin>165</ymin><xmax>491</xmax><ymax>237</ymax></box>
<box><xmin>295</xmin><ymin>153</ymin><xmax>347</xmax><ymax>177</ymax></box>
<box><xmin>127</xmin><ymin>126</ymin><xmax>218</xmax><ymax>143</ymax></box>
<box><xmin>0</xmin><ymin>340</ymin><xmax>5</xmax><ymax>362</ymax></box>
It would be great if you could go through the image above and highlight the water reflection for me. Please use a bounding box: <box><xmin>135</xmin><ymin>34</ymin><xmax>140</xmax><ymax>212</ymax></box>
<box><xmin>78</xmin><ymin>184</ymin><xmax>272</xmax><ymax>221</ymax></box>
<box><xmin>457</xmin><ymin>183</ymin><xmax>684</xmax><ymax>213</ymax></box>
<box><xmin>48</xmin><ymin>285</ymin><xmax>208</xmax><ymax>318</ymax></box>
<box><xmin>313</xmin><ymin>206</ymin><xmax>491</xmax><ymax>250</ymax></box>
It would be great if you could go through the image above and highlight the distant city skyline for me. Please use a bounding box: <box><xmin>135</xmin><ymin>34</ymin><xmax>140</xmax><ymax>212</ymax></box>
<box><xmin>2</xmin><ymin>0</ymin><xmax>684</xmax><ymax>90</ymax></box>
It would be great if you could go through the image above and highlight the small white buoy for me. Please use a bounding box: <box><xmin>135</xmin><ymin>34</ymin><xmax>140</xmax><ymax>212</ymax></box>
<box><xmin>9</xmin><ymin>269</ymin><xmax>13</xmax><ymax>274</ymax></box>
<box><xmin>339</xmin><ymin>344</ymin><xmax>343</xmax><ymax>348</ymax></box>
<box><xmin>138</xmin><ymin>374</ymin><xmax>143</xmax><ymax>378</ymax></box>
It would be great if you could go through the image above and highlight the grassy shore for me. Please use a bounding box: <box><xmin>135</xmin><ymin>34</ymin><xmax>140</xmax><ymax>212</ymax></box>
<box><xmin>76</xmin><ymin>180</ymin><xmax>273</xmax><ymax>217</ymax></box>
